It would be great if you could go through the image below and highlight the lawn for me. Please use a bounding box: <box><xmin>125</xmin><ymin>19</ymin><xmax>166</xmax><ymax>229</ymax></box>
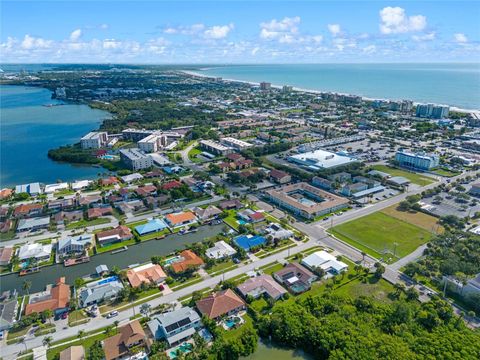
<box><xmin>95</xmin><ymin>238</ymin><xmax>137</xmax><ymax>254</ymax></box>
<box><xmin>249</xmin><ymin>297</ymin><xmax>269</xmax><ymax>312</ymax></box>
<box><xmin>188</xmin><ymin>146</ymin><xmax>203</xmax><ymax>163</ymax></box>
<box><xmin>223</xmin><ymin>210</ymin><xmax>240</xmax><ymax>230</ymax></box>
<box><xmin>206</xmin><ymin>260</ymin><xmax>237</xmax><ymax>275</ymax></box>
<box><xmin>66</xmin><ymin>218</ymin><xmax>110</xmax><ymax>230</ymax></box>
<box><xmin>334</xmin><ymin>277</ymin><xmax>395</xmax><ymax>303</ymax></box>
<box><xmin>433</xmin><ymin>168</ymin><xmax>461</xmax><ymax>177</ymax></box>
<box><xmin>68</xmin><ymin>309</ymin><xmax>89</xmax><ymax>326</ymax></box>
<box><xmin>136</xmin><ymin>228</ymin><xmax>171</xmax><ymax>242</ymax></box>
<box><xmin>371</xmin><ymin>165</ymin><xmax>435</xmax><ymax>186</ymax></box>
<box><xmin>381</xmin><ymin>205</ymin><xmax>444</xmax><ymax>233</ymax></box>
<box><xmin>259</xmin><ymin>261</ymin><xmax>284</xmax><ymax>275</ymax></box>
<box><xmin>330</xmin><ymin>211</ymin><xmax>434</xmax><ymax>262</ymax></box>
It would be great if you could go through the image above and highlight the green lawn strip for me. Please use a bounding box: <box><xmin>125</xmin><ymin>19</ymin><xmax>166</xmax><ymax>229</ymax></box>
<box><xmin>249</xmin><ymin>297</ymin><xmax>269</xmax><ymax>313</ymax></box>
<box><xmin>257</xmin><ymin>242</ymin><xmax>297</xmax><ymax>259</ymax></box>
<box><xmin>223</xmin><ymin>210</ymin><xmax>240</xmax><ymax>230</ymax></box>
<box><xmin>285</xmin><ymin>245</ymin><xmax>323</xmax><ymax>261</ymax></box>
<box><xmin>95</xmin><ymin>238</ymin><xmax>137</xmax><ymax>253</ymax></box>
<box><xmin>136</xmin><ymin>228</ymin><xmax>171</xmax><ymax>242</ymax></box>
<box><xmin>99</xmin><ymin>288</ymin><xmax>162</xmax><ymax>314</ymax></box>
<box><xmin>206</xmin><ymin>260</ymin><xmax>236</xmax><ymax>275</ymax></box>
<box><xmin>7</xmin><ymin>325</ymin><xmax>30</xmax><ymax>340</ymax></box>
<box><xmin>126</xmin><ymin>219</ymin><xmax>148</xmax><ymax>229</ymax></box>
<box><xmin>68</xmin><ymin>310</ymin><xmax>89</xmax><ymax>326</ymax></box>
<box><xmin>179</xmin><ymin>287</ymin><xmax>213</xmax><ymax>305</ymax></box>
<box><xmin>371</xmin><ymin>165</ymin><xmax>435</xmax><ymax>186</ymax></box>
<box><xmin>170</xmin><ymin>276</ymin><xmax>204</xmax><ymax>291</ymax></box>
<box><xmin>432</xmin><ymin>168</ymin><xmax>460</xmax><ymax>177</ymax></box>
<box><xmin>260</xmin><ymin>262</ymin><xmax>284</xmax><ymax>275</ymax></box>
<box><xmin>66</xmin><ymin>218</ymin><xmax>110</xmax><ymax>230</ymax></box>
<box><xmin>34</xmin><ymin>324</ymin><xmax>56</xmax><ymax>337</ymax></box>
<box><xmin>188</xmin><ymin>147</ymin><xmax>203</xmax><ymax>163</ymax></box>
<box><xmin>330</xmin><ymin>211</ymin><xmax>433</xmax><ymax>261</ymax></box>
<box><xmin>332</xmin><ymin>277</ymin><xmax>396</xmax><ymax>303</ymax></box>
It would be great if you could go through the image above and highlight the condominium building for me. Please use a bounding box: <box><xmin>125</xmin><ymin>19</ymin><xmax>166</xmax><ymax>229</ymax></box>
<box><xmin>416</xmin><ymin>104</ymin><xmax>449</xmax><ymax>119</ymax></box>
<box><xmin>119</xmin><ymin>148</ymin><xmax>153</xmax><ymax>170</ymax></box>
<box><xmin>260</xmin><ymin>82</ymin><xmax>271</xmax><ymax>90</ymax></box>
<box><xmin>138</xmin><ymin>133</ymin><xmax>167</xmax><ymax>153</ymax></box>
<box><xmin>199</xmin><ymin>139</ymin><xmax>233</xmax><ymax>156</ymax></box>
<box><xmin>220</xmin><ymin>137</ymin><xmax>253</xmax><ymax>150</ymax></box>
<box><xmin>395</xmin><ymin>150</ymin><xmax>439</xmax><ymax>171</ymax></box>
<box><xmin>80</xmin><ymin>132</ymin><xmax>108</xmax><ymax>149</ymax></box>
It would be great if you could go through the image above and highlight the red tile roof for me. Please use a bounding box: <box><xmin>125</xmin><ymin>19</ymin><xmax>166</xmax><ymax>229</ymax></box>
<box><xmin>25</xmin><ymin>278</ymin><xmax>70</xmax><ymax>315</ymax></box>
<box><xmin>171</xmin><ymin>250</ymin><xmax>204</xmax><ymax>273</ymax></box>
<box><xmin>87</xmin><ymin>207</ymin><xmax>113</xmax><ymax>219</ymax></box>
<box><xmin>161</xmin><ymin>180</ymin><xmax>182</xmax><ymax>190</ymax></box>
<box><xmin>14</xmin><ymin>203</ymin><xmax>43</xmax><ymax>216</ymax></box>
<box><xmin>196</xmin><ymin>289</ymin><xmax>245</xmax><ymax>319</ymax></box>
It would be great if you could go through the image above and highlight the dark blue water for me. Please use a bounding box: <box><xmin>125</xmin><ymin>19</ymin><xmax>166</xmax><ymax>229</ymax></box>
<box><xmin>0</xmin><ymin>85</ymin><xmax>109</xmax><ymax>187</ymax></box>
<box><xmin>200</xmin><ymin>63</ymin><xmax>480</xmax><ymax>110</ymax></box>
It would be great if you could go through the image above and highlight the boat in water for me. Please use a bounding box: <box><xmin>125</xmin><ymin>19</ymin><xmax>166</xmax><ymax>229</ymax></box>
<box><xmin>64</xmin><ymin>256</ymin><xmax>90</xmax><ymax>267</ymax></box>
<box><xmin>19</xmin><ymin>267</ymin><xmax>40</xmax><ymax>276</ymax></box>
<box><xmin>111</xmin><ymin>246</ymin><xmax>128</xmax><ymax>254</ymax></box>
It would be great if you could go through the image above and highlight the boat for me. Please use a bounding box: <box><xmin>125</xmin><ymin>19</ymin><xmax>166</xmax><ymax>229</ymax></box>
<box><xmin>64</xmin><ymin>256</ymin><xmax>90</xmax><ymax>267</ymax></box>
<box><xmin>19</xmin><ymin>267</ymin><xmax>40</xmax><ymax>276</ymax></box>
<box><xmin>111</xmin><ymin>246</ymin><xmax>128</xmax><ymax>254</ymax></box>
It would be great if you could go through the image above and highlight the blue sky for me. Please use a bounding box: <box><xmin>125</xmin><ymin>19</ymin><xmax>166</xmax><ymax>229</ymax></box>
<box><xmin>1</xmin><ymin>1</ymin><xmax>479</xmax><ymax>63</ymax></box>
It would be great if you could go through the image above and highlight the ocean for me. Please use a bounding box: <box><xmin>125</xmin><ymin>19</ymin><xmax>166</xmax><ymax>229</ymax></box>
<box><xmin>0</xmin><ymin>85</ymin><xmax>109</xmax><ymax>187</ymax></box>
<box><xmin>198</xmin><ymin>63</ymin><xmax>480</xmax><ymax>110</ymax></box>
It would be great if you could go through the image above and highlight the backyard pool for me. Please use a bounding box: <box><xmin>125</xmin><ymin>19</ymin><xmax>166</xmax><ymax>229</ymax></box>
<box><xmin>169</xmin><ymin>342</ymin><xmax>193</xmax><ymax>359</ymax></box>
<box><xmin>223</xmin><ymin>315</ymin><xmax>243</xmax><ymax>329</ymax></box>
<box><xmin>237</xmin><ymin>219</ymin><xmax>248</xmax><ymax>225</ymax></box>
<box><xmin>163</xmin><ymin>255</ymin><xmax>181</xmax><ymax>266</ymax></box>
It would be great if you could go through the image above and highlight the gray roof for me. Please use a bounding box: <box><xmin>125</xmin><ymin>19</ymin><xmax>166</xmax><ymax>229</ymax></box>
<box><xmin>147</xmin><ymin>307</ymin><xmax>200</xmax><ymax>341</ymax></box>
<box><xmin>78</xmin><ymin>279</ymin><xmax>123</xmax><ymax>306</ymax></box>
<box><xmin>0</xmin><ymin>299</ymin><xmax>17</xmax><ymax>330</ymax></box>
<box><xmin>17</xmin><ymin>216</ymin><xmax>50</xmax><ymax>231</ymax></box>
<box><xmin>57</xmin><ymin>235</ymin><xmax>92</xmax><ymax>252</ymax></box>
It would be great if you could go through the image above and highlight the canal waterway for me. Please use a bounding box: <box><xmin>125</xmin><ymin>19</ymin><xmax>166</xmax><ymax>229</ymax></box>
<box><xmin>243</xmin><ymin>340</ymin><xmax>311</xmax><ymax>360</ymax></box>
<box><xmin>0</xmin><ymin>224</ymin><xmax>224</xmax><ymax>294</ymax></box>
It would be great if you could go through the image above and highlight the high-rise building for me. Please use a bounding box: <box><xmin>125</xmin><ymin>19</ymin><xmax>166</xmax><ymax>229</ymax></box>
<box><xmin>80</xmin><ymin>132</ymin><xmax>108</xmax><ymax>149</ymax></box>
<box><xmin>260</xmin><ymin>82</ymin><xmax>271</xmax><ymax>90</ymax></box>
<box><xmin>119</xmin><ymin>148</ymin><xmax>153</xmax><ymax>170</ymax></box>
<box><xmin>416</xmin><ymin>104</ymin><xmax>449</xmax><ymax>119</ymax></box>
<box><xmin>395</xmin><ymin>150</ymin><xmax>439</xmax><ymax>171</ymax></box>
<box><xmin>431</xmin><ymin>105</ymin><xmax>450</xmax><ymax>119</ymax></box>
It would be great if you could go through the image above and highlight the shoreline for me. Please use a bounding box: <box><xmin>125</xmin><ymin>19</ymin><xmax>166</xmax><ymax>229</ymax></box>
<box><xmin>181</xmin><ymin>69</ymin><xmax>480</xmax><ymax>115</ymax></box>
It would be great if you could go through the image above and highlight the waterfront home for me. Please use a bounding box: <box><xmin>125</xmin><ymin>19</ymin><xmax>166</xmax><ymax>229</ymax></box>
<box><xmin>192</xmin><ymin>205</ymin><xmax>222</xmax><ymax>223</ymax></box>
<box><xmin>78</xmin><ymin>277</ymin><xmax>124</xmax><ymax>307</ymax></box>
<box><xmin>233</xmin><ymin>234</ymin><xmax>266</xmax><ymax>251</ymax></box>
<box><xmin>218</xmin><ymin>199</ymin><xmax>243</xmax><ymax>210</ymax></box>
<box><xmin>72</xmin><ymin>180</ymin><xmax>92</xmax><ymax>191</ymax></box>
<box><xmin>147</xmin><ymin>307</ymin><xmax>202</xmax><ymax>346</ymax></box>
<box><xmin>126</xmin><ymin>263</ymin><xmax>167</xmax><ymax>288</ymax></box>
<box><xmin>196</xmin><ymin>289</ymin><xmax>246</xmax><ymax>320</ymax></box>
<box><xmin>121</xmin><ymin>173</ymin><xmax>144</xmax><ymax>183</ymax></box>
<box><xmin>15</xmin><ymin>182</ymin><xmax>42</xmax><ymax>196</ymax></box>
<box><xmin>238</xmin><ymin>209</ymin><xmax>265</xmax><ymax>223</ymax></box>
<box><xmin>78</xmin><ymin>194</ymin><xmax>102</xmax><ymax>207</ymax></box>
<box><xmin>0</xmin><ymin>292</ymin><xmax>18</xmax><ymax>331</ymax></box>
<box><xmin>96</xmin><ymin>225</ymin><xmax>133</xmax><ymax>246</ymax></box>
<box><xmin>269</xmin><ymin>169</ymin><xmax>292</xmax><ymax>184</ymax></box>
<box><xmin>301</xmin><ymin>251</ymin><xmax>348</xmax><ymax>275</ymax></box>
<box><xmin>171</xmin><ymin>250</ymin><xmax>204</xmax><ymax>274</ymax></box>
<box><xmin>16</xmin><ymin>216</ymin><xmax>50</xmax><ymax>233</ymax></box>
<box><xmin>87</xmin><ymin>206</ymin><xmax>113</xmax><ymax>219</ymax></box>
<box><xmin>0</xmin><ymin>246</ymin><xmax>13</xmax><ymax>266</ymax></box>
<box><xmin>164</xmin><ymin>211</ymin><xmax>197</xmax><ymax>228</ymax></box>
<box><xmin>25</xmin><ymin>277</ymin><xmax>70</xmax><ymax>316</ymax></box>
<box><xmin>205</xmin><ymin>241</ymin><xmax>237</xmax><ymax>260</ymax></box>
<box><xmin>59</xmin><ymin>346</ymin><xmax>85</xmax><ymax>360</ymax></box>
<box><xmin>53</xmin><ymin>210</ymin><xmax>83</xmax><ymax>225</ymax></box>
<box><xmin>100</xmin><ymin>176</ymin><xmax>120</xmax><ymax>186</ymax></box>
<box><xmin>103</xmin><ymin>320</ymin><xmax>150</xmax><ymax>360</ymax></box>
<box><xmin>273</xmin><ymin>263</ymin><xmax>317</xmax><ymax>294</ymax></box>
<box><xmin>237</xmin><ymin>274</ymin><xmax>287</xmax><ymax>300</ymax></box>
<box><xmin>0</xmin><ymin>188</ymin><xmax>13</xmax><ymax>200</ymax></box>
<box><xmin>44</xmin><ymin>182</ymin><xmax>69</xmax><ymax>194</ymax></box>
<box><xmin>135</xmin><ymin>185</ymin><xmax>157</xmax><ymax>197</ymax></box>
<box><xmin>17</xmin><ymin>242</ymin><xmax>52</xmax><ymax>262</ymax></box>
<box><xmin>57</xmin><ymin>235</ymin><xmax>93</xmax><ymax>257</ymax></box>
<box><xmin>135</xmin><ymin>218</ymin><xmax>168</xmax><ymax>236</ymax></box>
<box><xmin>13</xmin><ymin>203</ymin><xmax>43</xmax><ymax>218</ymax></box>
<box><xmin>48</xmin><ymin>198</ymin><xmax>76</xmax><ymax>212</ymax></box>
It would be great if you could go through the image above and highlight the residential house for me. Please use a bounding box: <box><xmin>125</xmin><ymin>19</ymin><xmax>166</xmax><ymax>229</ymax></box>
<box><xmin>205</xmin><ymin>241</ymin><xmax>237</xmax><ymax>260</ymax></box>
<box><xmin>192</xmin><ymin>205</ymin><xmax>222</xmax><ymax>223</ymax></box>
<box><xmin>171</xmin><ymin>250</ymin><xmax>204</xmax><ymax>274</ymax></box>
<box><xmin>196</xmin><ymin>289</ymin><xmax>246</xmax><ymax>320</ymax></box>
<box><xmin>103</xmin><ymin>320</ymin><xmax>150</xmax><ymax>360</ymax></box>
<box><xmin>135</xmin><ymin>219</ymin><xmax>168</xmax><ymax>236</ymax></box>
<box><xmin>135</xmin><ymin>185</ymin><xmax>157</xmax><ymax>197</ymax></box>
<box><xmin>87</xmin><ymin>206</ymin><xmax>113</xmax><ymax>219</ymax></box>
<box><xmin>238</xmin><ymin>209</ymin><xmax>265</xmax><ymax>223</ymax></box>
<box><xmin>121</xmin><ymin>173</ymin><xmax>144</xmax><ymax>183</ymax></box>
<box><xmin>57</xmin><ymin>235</ymin><xmax>93</xmax><ymax>257</ymax></box>
<box><xmin>273</xmin><ymin>263</ymin><xmax>317</xmax><ymax>294</ymax></box>
<box><xmin>237</xmin><ymin>274</ymin><xmax>287</xmax><ymax>300</ymax></box>
<box><xmin>264</xmin><ymin>223</ymin><xmax>293</xmax><ymax>240</ymax></box>
<box><xmin>78</xmin><ymin>277</ymin><xmax>124</xmax><ymax>307</ymax></box>
<box><xmin>25</xmin><ymin>278</ymin><xmax>70</xmax><ymax>316</ymax></box>
<box><xmin>0</xmin><ymin>188</ymin><xmax>13</xmax><ymax>200</ymax></box>
<box><xmin>0</xmin><ymin>291</ymin><xmax>18</xmax><ymax>331</ymax></box>
<box><xmin>233</xmin><ymin>235</ymin><xmax>266</xmax><ymax>251</ymax></box>
<box><xmin>219</xmin><ymin>199</ymin><xmax>243</xmax><ymax>210</ymax></box>
<box><xmin>96</xmin><ymin>225</ymin><xmax>133</xmax><ymax>246</ymax></box>
<box><xmin>48</xmin><ymin>198</ymin><xmax>76</xmax><ymax>212</ymax></box>
<box><xmin>164</xmin><ymin>211</ymin><xmax>197</xmax><ymax>228</ymax></box>
<box><xmin>127</xmin><ymin>263</ymin><xmax>167</xmax><ymax>288</ymax></box>
<box><xmin>53</xmin><ymin>210</ymin><xmax>83</xmax><ymax>225</ymax></box>
<box><xmin>78</xmin><ymin>195</ymin><xmax>102</xmax><ymax>207</ymax></box>
<box><xmin>301</xmin><ymin>251</ymin><xmax>348</xmax><ymax>275</ymax></box>
<box><xmin>161</xmin><ymin>180</ymin><xmax>183</xmax><ymax>191</ymax></box>
<box><xmin>17</xmin><ymin>242</ymin><xmax>52</xmax><ymax>261</ymax></box>
<box><xmin>100</xmin><ymin>177</ymin><xmax>119</xmax><ymax>186</ymax></box>
<box><xmin>269</xmin><ymin>169</ymin><xmax>291</xmax><ymax>184</ymax></box>
<box><xmin>59</xmin><ymin>346</ymin><xmax>85</xmax><ymax>360</ymax></box>
<box><xmin>147</xmin><ymin>307</ymin><xmax>202</xmax><ymax>346</ymax></box>
<box><xmin>0</xmin><ymin>247</ymin><xmax>13</xmax><ymax>266</ymax></box>
<box><xmin>16</xmin><ymin>216</ymin><xmax>50</xmax><ymax>232</ymax></box>
<box><xmin>13</xmin><ymin>203</ymin><xmax>43</xmax><ymax>218</ymax></box>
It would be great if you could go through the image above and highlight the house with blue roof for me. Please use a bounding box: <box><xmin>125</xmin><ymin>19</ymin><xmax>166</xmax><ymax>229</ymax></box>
<box><xmin>234</xmin><ymin>234</ymin><xmax>266</xmax><ymax>251</ymax></box>
<box><xmin>135</xmin><ymin>218</ymin><xmax>168</xmax><ymax>235</ymax></box>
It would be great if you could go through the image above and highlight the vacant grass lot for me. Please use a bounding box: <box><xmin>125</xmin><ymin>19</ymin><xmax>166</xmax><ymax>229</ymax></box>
<box><xmin>66</xmin><ymin>218</ymin><xmax>110</xmax><ymax>230</ymax></box>
<box><xmin>381</xmin><ymin>205</ymin><xmax>444</xmax><ymax>233</ymax></box>
<box><xmin>371</xmin><ymin>164</ymin><xmax>435</xmax><ymax>186</ymax></box>
<box><xmin>330</xmin><ymin>212</ymin><xmax>433</xmax><ymax>262</ymax></box>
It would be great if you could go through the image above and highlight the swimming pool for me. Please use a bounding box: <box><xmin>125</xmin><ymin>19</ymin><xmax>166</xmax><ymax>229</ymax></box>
<box><xmin>169</xmin><ymin>342</ymin><xmax>193</xmax><ymax>359</ymax></box>
<box><xmin>237</xmin><ymin>219</ymin><xmax>247</xmax><ymax>225</ymax></box>
<box><xmin>163</xmin><ymin>256</ymin><xmax>181</xmax><ymax>266</ymax></box>
<box><xmin>98</xmin><ymin>276</ymin><xmax>118</xmax><ymax>285</ymax></box>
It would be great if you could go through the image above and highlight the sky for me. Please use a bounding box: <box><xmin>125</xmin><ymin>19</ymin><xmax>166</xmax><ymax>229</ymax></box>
<box><xmin>1</xmin><ymin>1</ymin><xmax>479</xmax><ymax>63</ymax></box>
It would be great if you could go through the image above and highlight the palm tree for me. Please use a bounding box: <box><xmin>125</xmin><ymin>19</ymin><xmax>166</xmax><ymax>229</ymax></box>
<box><xmin>22</xmin><ymin>280</ymin><xmax>32</xmax><ymax>295</ymax></box>
<box><xmin>140</xmin><ymin>303</ymin><xmax>152</xmax><ymax>318</ymax></box>
<box><xmin>361</xmin><ymin>251</ymin><xmax>367</xmax><ymax>265</ymax></box>
<box><xmin>42</xmin><ymin>336</ymin><xmax>53</xmax><ymax>348</ymax></box>
<box><xmin>113</xmin><ymin>320</ymin><xmax>119</xmax><ymax>330</ymax></box>
<box><xmin>77</xmin><ymin>330</ymin><xmax>85</xmax><ymax>341</ymax></box>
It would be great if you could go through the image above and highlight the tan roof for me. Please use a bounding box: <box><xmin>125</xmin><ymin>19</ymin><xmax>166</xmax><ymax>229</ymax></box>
<box><xmin>165</xmin><ymin>211</ymin><xmax>196</xmax><ymax>226</ymax></box>
<box><xmin>96</xmin><ymin>225</ymin><xmax>132</xmax><ymax>242</ymax></box>
<box><xmin>127</xmin><ymin>263</ymin><xmax>167</xmax><ymax>288</ymax></box>
<box><xmin>103</xmin><ymin>320</ymin><xmax>147</xmax><ymax>360</ymax></box>
<box><xmin>196</xmin><ymin>289</ymin><xmax>245</xmax><ymax>319</ymax></box>
<box><xmin>0</xmin><ymin>247</ymin><xmax>13</xmax><ymax>263</ymax></box>
<box><xmin>14</xmin><ymin>203</ymin><xmax>43</xmax><ymax>216</ymax></box>
<box><xmin>59</xmin><ymin>346</ymin><xmax>85</xmax><ymax>360</ymax></box>
<box><xmin>171</xmin><ymin>250</ymin><xmax>204</xmax><ymax>273</ymax></box>
<box><xmin>25</xmin><ymin>278</ymin><xmax>70</xmax><ymax>315</ymax></box>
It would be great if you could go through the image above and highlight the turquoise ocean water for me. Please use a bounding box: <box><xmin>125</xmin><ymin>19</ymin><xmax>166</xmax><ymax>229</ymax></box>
<box><xmin>0</xmin><ymin>85</ymin><xmax>109</xmax><ymax>187</ymax></box>
<box><xmin>199</xmin><ymin>63</ymin><xmax>480</xmax><ymax>110</ymax></box>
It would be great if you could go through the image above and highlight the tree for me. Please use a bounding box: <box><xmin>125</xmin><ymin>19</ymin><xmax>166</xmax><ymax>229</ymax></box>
<box><xmin>42</xmin><ymin>336</ymin><xmax>53</xmax><ymax>348</ymax></box>
<box><xmin>374</xmin><ymin>263</ymin><xmax>385</xmax><ymax>279</ymax></box>
<box><xmin>405</xmin><ymin>287</ymin><xmax>419</xmax><ymax>302</ymax></box>
<box><xmin>22</xmin><ymin>280</ymin><xmax>32</xmax><ymax>295</ymax></box>
<box><xmin>77</xmin><ymin>330</ymin><xmax>85</xmax><ymax>341</ymax></box>
<box><xmin>140</xmin><ymin>303</ymin><xmax>152</xmax><ymax>318</ymax></box>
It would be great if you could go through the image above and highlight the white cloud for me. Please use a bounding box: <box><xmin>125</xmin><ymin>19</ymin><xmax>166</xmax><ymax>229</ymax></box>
<box><xmin>100</xmin><ymin>24</ymin><xmax>109</xmax><ymax>30</ymax></box>
<box><xmin>362</xmin><ymin>44</ymin><xmax>376</xmax><ymax>54</ymax></box>
<box><xmin>454</xmin><ymin>33</ymin><xmax>468</xmax><ymax>43</ymax></box>
<box><xmin>163</xmin><ymin>24</ymin><xmax>205</xmax><ymax>36</ymax></box>
<box><xmin>412</xmin><ymin>32</ymin><xmax>436</xmax><ymax>41</ymax></box>
<box><xmin>379</xmin><ymin>7</ymin><xmax>426</xmax><ymax>34</ymax></box>
<box><xmin>21</xmin><ymin>34</ymin><xmax>52</xmax><ymax>49</ymax></box>
<box><xmin>203</xmin><ymin>23</ymin><xmax>234</xmax><ymax>39</ymax></box>
<box><xmin>251</xmin><ymin>47</ymin><xmax>260</xmax><ymax>55</ymax></box>
<box><xmin>260</xmin><ymin>16</ymin><xmax>300</xmax><ymax>40</ymax></box>
<box><xmin>312</xmin><ymin>35</ymin><xmax>323</xmax><ymax>43</ymax></box>
<box><xmin>327</xmin><ymin>24</ymin><xmax>341</xmax><ymax>36</ymax></box>
<box><xmin>70</xmin><ymin>29</ymin><xmax>82</xmax><ymax>42</ymax></box>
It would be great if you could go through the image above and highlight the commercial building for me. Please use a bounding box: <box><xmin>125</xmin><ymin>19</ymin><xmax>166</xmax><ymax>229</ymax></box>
<box><xmin>265</xmin><ymin>182</ymin><xmax>349</xmax><ymax>219</ymax></box>
<box><xmin>147</xmin><ymin>307</ymin><xmax>202</xmax><ymax>346</ymax></box>
<box><xmin>220</xmin><ymin>137</ymin><xmax>253</xmax><ymax>150</ymax></box>
<box><xmin>259</xmin><ymin>82</ymin><xmax>271</xmax><ymax>90</ymax></box>
<box><xmin>25</xmin><ymin>278</ymin><xmax>70</xmax><ymax>316</ymax></box>
<box><xmin>236</xmin><ymin>274</ymin><xmax>287</xmax><ymax>300</ymax></box>
<box><xmin>395</xmin><ymin>150</ymin><xmax>439</xmax><ymax>171</ymax></box>
<box><xmin>80</xmin><ymin>131</ymin><xmax>108</xmax><ymax>149</ymax></box>
<box><xmin>119</xmin><ymin>148</ymin><xmax>153</xmax><ymax>170</ymax></box>
<box><xmin>205</xmin><ymin>241</ymin><xmax>237</xmax><ymax>260</ymax></box>
<box><xmin>301</xmin><ymin>251</ymin><xmax>348</xmax><ymax>275</ymax></box>
<box><xmin>199</xmin><ymin>139</ymin><xmax>233</xmax><ymax>156</ymax></box>
<box><xmin>122</xmin><ymin>128</ymin><xmax>155</xmax><ymax>142</ymax></box>
<box><xmin>138</xmin><ymin>133</ymin><xmax>167</xmax><ymax>153</ymax></box>
<box><xmin>288</xmin><ymin>149</ymin><xmax>357</xmax><ymax>170</ymax></box>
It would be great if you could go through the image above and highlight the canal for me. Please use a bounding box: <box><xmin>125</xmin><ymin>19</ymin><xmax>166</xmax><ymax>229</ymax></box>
<box><xmin>0</xmin><ymin>224</ymin><xmax>225</xmax><ymax>294</ymax></box>
<box><xmin>243</xmin><ymin>340</ymin><xmax>311</xmax><ymax>360</ymax></box>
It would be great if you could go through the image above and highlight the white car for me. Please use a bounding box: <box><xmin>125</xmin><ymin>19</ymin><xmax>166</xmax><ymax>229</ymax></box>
<box><xmin>106</xmin><ymin>311</ymin><xmax>119</xmax><ymax>319</ymax></box>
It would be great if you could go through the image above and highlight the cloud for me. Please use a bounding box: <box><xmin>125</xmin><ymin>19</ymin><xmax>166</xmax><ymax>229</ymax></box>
<box><xmin>163</xmin><ymin>24</ymin><xmax>205</xmax><ymax>35</ymax></box>
<box><xmin>69</xmin><ymin>29</ymin><xmax>82</xmax><ymax>42</ymax></box>
<box><xmin>327</xmin><ymin>24</ymin><xmax>341</xmax><ymax>36</ymax></box>
<box><xmin>260</xmin><ymin>16</ymin><xmax>300</xmax><ymax>41</ymax></box>
<box><xmin>379</xmin><ymin>7</ymin><xmax>426</xmax><ymax>34</ymax></box>
<box><xmin>100</xmin><ymin>24</ymin><xmax>109</xmax><ymax>30</ymax></box>
<box><xmin>412</xmin><ymin>32</ymin><xmax>436</xmax><ymax>41</ymax></box>
<box><xmin>203</xmin><ymin>23</ymin><xmax>234</xmax><ymax>39</ymax></box>
<box><xmin>251</xmin><ymin>47</ymin><xmax>260</xmax><ymax>55</ymax></box>
<box><xmin>454</xmin><ymin>33</ymin><xmax>468</xmax><ymax>43</ymax></box>
<box><xmin>362</xmin><ymin>44</ymin><xmax>376</xmax><ymax>54</ymax></box>
<box><xmin>21</xmin><ymin>35</ymin><xmax>52</xmax><ymax>49</ymax></box>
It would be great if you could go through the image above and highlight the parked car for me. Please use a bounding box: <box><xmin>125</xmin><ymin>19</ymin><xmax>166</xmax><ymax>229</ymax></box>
<box><xmin>61</xmin><ymin>312</ymin><xmax>68</xmax><ymax>320</ymax></box>
<box><xmin>106</xmin><ymin>311</ymin><xmax>119</xmax><ymax>319</ymax></box>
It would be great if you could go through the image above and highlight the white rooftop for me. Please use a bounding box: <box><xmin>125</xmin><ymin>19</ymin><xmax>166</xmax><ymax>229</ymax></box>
<box><xmin>289</xmin><ymin>149</ymin><xmax>357</xmax><ymax>169</ymax></box>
